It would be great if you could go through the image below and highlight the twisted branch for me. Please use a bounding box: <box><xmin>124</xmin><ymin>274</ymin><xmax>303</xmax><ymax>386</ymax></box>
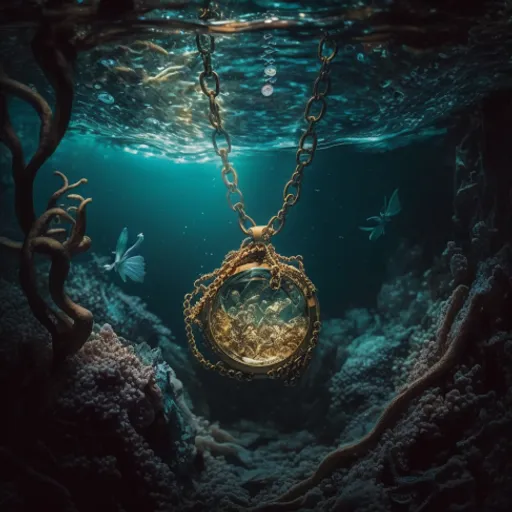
<box><xmin>0</xmin><ymin>25</ymin><xmax>94</xmax><ymax>367</ymax></box>
<box><xmin>22</xmin><ymin>210</ymin><xmax>93</xmax><ymax>365</ymax></box>
<box><xmin>47</xmin><ymin>171</ymin><xmax>87</xmax><ymax>210</ymax></box>
<box><xmin>252</xmin><ymin>282</ymin><xmax>491</xmax><ymax>510</ymax></box>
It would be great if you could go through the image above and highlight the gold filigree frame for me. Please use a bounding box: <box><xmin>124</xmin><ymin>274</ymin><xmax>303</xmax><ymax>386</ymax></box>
<box><xmin>183</xmin><ymin>240</ymin><xmax>321</xmax><ymax>383</ymax></box>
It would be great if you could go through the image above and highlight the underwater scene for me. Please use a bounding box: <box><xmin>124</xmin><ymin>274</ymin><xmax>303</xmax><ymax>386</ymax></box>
<box><xmin>1</xmin><ymin>0</ymin><xmax>512</xmax><ymax>511</ymax></box>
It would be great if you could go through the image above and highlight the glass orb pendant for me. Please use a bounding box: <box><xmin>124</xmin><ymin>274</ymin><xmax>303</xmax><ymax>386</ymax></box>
<box><xmin>183</xmin><ymin>235</ymin><xmax>320</xmax><ymax>384</ymax></box>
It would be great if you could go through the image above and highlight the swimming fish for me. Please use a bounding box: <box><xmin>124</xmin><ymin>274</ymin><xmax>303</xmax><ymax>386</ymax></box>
<box><xmin>359</xmin><ymin>188</ymin><xmax>401</xmax><ymax>241</ymax></box>
<box><xmin>104</xmin><ymin>227</ymin><xmax>146</xmax><ymax>283</ymax></box>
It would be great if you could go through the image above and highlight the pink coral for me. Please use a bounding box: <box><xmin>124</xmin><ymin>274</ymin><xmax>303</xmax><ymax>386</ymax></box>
<box><xmin>52</xmin><ymin>324</ymin><xmax>179</xmax><ymax>510</ymax></box>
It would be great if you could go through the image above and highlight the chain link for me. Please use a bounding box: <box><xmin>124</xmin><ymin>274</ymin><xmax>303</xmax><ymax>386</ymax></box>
<box><xmin>196</xmin><ymin>7</ymin><xmax>337</xmax><ymax>239</ymax></box>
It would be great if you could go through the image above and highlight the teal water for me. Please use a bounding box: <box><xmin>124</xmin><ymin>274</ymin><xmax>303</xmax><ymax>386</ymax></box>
<box><xmin>27</xmin><ymin>135</ymin><xmax>452</xmax><ymax>331</ymax></box>
<box><xmin>2</xmin><ymin>2</ymin><xmax>512</xmax><ymax>511</ymax></box>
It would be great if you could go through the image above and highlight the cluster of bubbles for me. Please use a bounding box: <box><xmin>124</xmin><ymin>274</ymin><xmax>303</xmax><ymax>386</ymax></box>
<box><xmin>260</xmin><ymin>12</ymin><xmax>278</xmax><ymax>97</ymax></box>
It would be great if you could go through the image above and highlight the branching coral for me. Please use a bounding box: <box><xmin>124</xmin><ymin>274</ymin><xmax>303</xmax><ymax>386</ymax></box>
<box><xmin>0</xmin><ymin>25</ymin><xmax>93</xmax><ymax>366</ymax></box>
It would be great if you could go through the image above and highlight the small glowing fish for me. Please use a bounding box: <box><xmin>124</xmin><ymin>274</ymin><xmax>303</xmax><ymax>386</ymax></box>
<box><xmin>133</xmin><ymin>40</ymin><xmax>169</xmax><ymax>56</ymax></box>
<box><xmin>104</xmin><ymin>227</ymin><xmax>146</xmax><ymax>283</ymax></box>
<box><xmin>113</xmin><ymin>66</ymin><xmax>138</xmax><ymax>75</ymax></box>
<box><xmin>359</xmin><ymin>188</ymin><xmax>401</xmax><ymax>241</ymax></box>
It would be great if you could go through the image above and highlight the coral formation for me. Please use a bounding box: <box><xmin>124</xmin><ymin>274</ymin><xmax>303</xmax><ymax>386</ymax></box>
<box><xmin>0</xmin><ymin>317</ymin><xmax>187</xmax><ymax>511</ymax></box>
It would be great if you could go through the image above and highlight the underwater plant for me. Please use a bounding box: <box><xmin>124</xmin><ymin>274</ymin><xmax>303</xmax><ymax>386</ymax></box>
<box><xmin>0</xmin><ymin>25</ymin><xmax>94</xmax><ymax>366</ymax></box>
<box><xmin>359</xmin><ymin>188</ymin><xmax>401</xmax><ymax>240</ymax></box>
<box><xmin>104</xmin><ymin>227</ymin><xmax>146</xmax><ymax>283</ymax></box>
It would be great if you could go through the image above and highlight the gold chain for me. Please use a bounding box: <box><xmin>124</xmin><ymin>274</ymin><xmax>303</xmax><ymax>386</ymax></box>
<box><xmin>195</xmin><ymin>9</ymin><xmax>337</xmax><ymax>240</ymax></box>
<box><xmin>184</xmin><ymin>5</ymin><xmax>330</xmax><ymax>382</ymax></box>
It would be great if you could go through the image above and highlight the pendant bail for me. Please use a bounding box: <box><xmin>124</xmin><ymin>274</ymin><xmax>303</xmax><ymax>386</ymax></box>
<box><xmin>248</xmin><ymin>225</ymin><xmax>269</xmax><ymax>243</ymax></box>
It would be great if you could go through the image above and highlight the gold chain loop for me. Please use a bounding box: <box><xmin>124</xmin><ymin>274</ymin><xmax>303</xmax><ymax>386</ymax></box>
<box><xmin>304</xmin><ymin>96</ymin><xmax>327</xmax><ymax>122</ymax></box>
<box><xmin>199</xmin><ymin>71</ymin><xmax>220</xmax><ymax>97</ymax></box>
<box><xmin>195</xmin><ymin>7</ymin><xmax>337</xmax><ymax>240</ymax></box>
<box><xmin>212</xmin><ymin>125</ymin><xmax>231</xmax><ymax>155</ymax></box>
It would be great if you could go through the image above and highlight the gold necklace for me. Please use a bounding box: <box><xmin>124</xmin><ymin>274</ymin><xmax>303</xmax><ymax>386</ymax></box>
<box><xmin>183</xmin><ymin>15</ymin><xmax>337</xmax><ymax>385</ymax></box>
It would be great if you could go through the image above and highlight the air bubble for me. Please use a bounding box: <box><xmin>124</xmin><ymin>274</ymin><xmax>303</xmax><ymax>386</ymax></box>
<box><xmin>97</xmin><ymin>92</ymin><xmax>115</xmax><ymax>105</ymax></box>
<box><xmin>261</xmin><ymin>84</ymin><xmax>274</xmax><ymax>96</ymax></box>
<box><xmin>264</xmin><ymin>66</ymin><xmax>277</xmax><ymax>77</ymax></box>
<box><xmin>99</xmin><ymin>58</ymin><xmax>116</xmax><ymax>68</ymax></box>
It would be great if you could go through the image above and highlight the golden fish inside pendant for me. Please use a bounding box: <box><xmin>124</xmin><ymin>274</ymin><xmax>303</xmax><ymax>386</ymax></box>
<box><xmin>185</xmin><ymin>241</ymin><xmax>321</xmax><ymax>383</ymax></box>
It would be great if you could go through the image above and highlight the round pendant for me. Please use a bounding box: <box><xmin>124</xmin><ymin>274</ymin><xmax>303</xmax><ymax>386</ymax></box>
<box><xmin>209</xmin><ymin>262</ymin><xmax>316</xmax><ymax>372</ymax></box>
<box><xmin>183</xmin><ymin>240</ymin><xmax>321</xmax><ymax>383</ymax></box>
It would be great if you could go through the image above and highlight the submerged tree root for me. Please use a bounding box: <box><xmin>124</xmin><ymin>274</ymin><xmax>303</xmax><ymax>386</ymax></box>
<box><xmin>0</xmin><ymin>25</ymin><xmax>94</xmax><ymax>366</ymax></box>
<box><xmin>252</xmin><ymin>282</ymin><xmax>491</xmax><ymax>511</ymax></box>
